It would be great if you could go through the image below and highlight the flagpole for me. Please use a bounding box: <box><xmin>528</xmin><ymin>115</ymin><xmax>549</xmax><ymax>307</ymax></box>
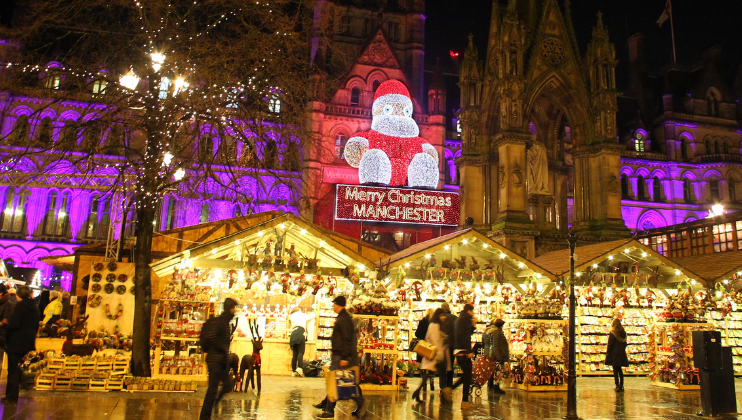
<box><xmin>669</xmin><ymin>0</ymin><xmax>677</xmax><ymax>63</ymax></box>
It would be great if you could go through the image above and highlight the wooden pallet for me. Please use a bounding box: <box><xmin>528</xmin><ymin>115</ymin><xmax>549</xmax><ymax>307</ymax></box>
<box><xmin>80</xmin><ymin>361</ymin><xmax>97</xmax><ymax>371</ymax></box>
<box><xmin>64</xmin><ymin>359</ymin><xmax>81</xmax><ymax>370</ymax></box>
<box><xmin>89</xmin><ymin>378</ymin><xmax>108</xmax><ymax>392</ymax></box>
<box><xmin>71</xmin><ymin>377</ymin><xmax>90</xmax><ymax>390</ymax></box>
<box><xmin>53</xmin><ymin>376</ymin><xmax>73</xmax><ymax>390</ymax></box>
<box><xmin>35</xmin><ymin>373</ymin><xmax>56</xmax><ymax>390</ymax></box>
<box><xmin>96</xmin><ymin>362</ymin><xmax>113</xmax><ymax>372</ymax></box>
<box><xmin>106</xmin><ymin>375</ymin><xmax>125</xmax><ymax>391</ymax></box>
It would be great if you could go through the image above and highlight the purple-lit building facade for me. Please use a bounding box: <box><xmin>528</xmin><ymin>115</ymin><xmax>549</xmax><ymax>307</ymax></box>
<box><xmin>619</xmin><ymin>36</ymin><xmax>742</xmax><ymax>232</ymax></box>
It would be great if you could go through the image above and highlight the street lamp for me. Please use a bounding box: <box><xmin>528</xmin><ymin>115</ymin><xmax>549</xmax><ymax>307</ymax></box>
<box><xmin>712</xmin><ymin>203</ymin><xmax>724</xmax><ymax>217</ymax></box>
<box><xmin>565</xmin><ymin>231</ymin><xmax>579</xmax><ymax>420</ymax></box>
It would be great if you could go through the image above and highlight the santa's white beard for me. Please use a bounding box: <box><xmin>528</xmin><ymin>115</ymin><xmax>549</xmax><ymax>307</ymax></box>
<box><xmin>371</xmin><ymin>115</ymin><xmax>420</xmax><ymax>138</ymax></box>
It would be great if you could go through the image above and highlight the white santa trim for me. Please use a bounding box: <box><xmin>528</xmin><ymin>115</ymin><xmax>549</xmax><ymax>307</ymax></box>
<box><xmin>372</xmin><ymin>93</ymin><xmax>414</xmax><ymax>110</ymax></box>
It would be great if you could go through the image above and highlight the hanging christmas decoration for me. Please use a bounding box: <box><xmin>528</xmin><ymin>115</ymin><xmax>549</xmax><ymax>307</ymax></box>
<box><xmin>105</xmin><ymin>303</ymin><xmax>124</xmax><ymax>320</ymax></box>
<box><xmin>343</xmin><ymin>80</ymin><xmax>439</xmax><ymax>188</ymax></box>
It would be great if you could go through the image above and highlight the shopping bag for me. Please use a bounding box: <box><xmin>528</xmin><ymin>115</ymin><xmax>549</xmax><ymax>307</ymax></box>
<box><xmin>412</xmin><ymin>339</ymin><xmax>437</xmax><ymax>360</ymax></box>
<box><xmin>472</xmin><ymin>354</ymin><xmax>496</xmax><ymax>387</ymax></box>
<box><xmin>326</xmin><ymin>366</ymin><xmax>360</xmax><ymax>402</ymax></box>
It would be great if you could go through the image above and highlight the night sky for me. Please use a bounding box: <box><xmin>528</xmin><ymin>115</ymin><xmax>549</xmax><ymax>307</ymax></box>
<box><xmin>426</xmin><ymin>0</ymin><xmax>742</xmax><ymax>92</ymax></box>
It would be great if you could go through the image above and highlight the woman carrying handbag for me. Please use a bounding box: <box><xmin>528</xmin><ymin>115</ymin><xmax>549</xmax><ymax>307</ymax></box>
<box><xmin>605</xmin><ymin>318</ymin><xmax>629</xmax><ymax>392</ymax></box>
<box><xmin>413</xmin><ymin>309</ymin><xmax>452</xmax><ymax>403</ymax></box>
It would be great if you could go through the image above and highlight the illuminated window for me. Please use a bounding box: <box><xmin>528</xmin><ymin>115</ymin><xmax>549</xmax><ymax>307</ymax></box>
<box><xmin>334</xmin><ymin>134</ymin><xmax>346</xmax><ymax>159</ymax></box>
<box><xmin>456</xmin><ymin>119</ymin><xmax>462</xmax><ymax>133</ymax></box>
<box><xmin>350</xmin><ymin>87</ymin><xmax>360</xmax><ymax>106</ymax></box>
<box><xmin>713</xmin><ymin>223</ymin><xmax>734</xmax><ymax>252</ymax></box>
<box><xmin>669</xmin><ymin>231</ymin><xmax>688</xmax><ymax>257</ymax></box>
<box><xmin>690</xmin><ymin>227</ymin><xmax>709</xmax><ymax>256</ymax></box>
<box><xmin>159</xmin><ymin>77</ymin><xmax>170</xmax><ymax>99</ymax></box>
<box><xmin>1</xmin><ymin>189</ymin><xmax>29</xmax><ymax>234</ymax></box>
<box><xmin>43</xmin><ymin>191</ymin><xmax>70</xmax><ymax>237</ymax></box>
<box><xmin>634</xmin><ymin>136</ymin><xmax>645</xmax><ymax>152</ymax></box>
<box><xmin>46</xmin><ymin>74</ymin><xmax>61</xmax><ymax>90</ymax></box>
<box><xmin>736</xmin><ymin>221</ymin><xmax>742</xmax><ymax>249</ymax></box>
<box><xmin>92</xmin><ymin>79</ymin><xmax>107</xmax><ymax>95</ymax></box>
<box><xmin>650</xmin><ymin>235</ymin><xmax>667</xmax><ymax>256</ymax></box>
<box><xmin>199</xmin><ymin>202</ymin><xmax>211</xmax><ymax>224</ymax></box>
<box><xmin>268</xmin><ymin>96</ymin><xmax>281</xmax><ymax>114</ymax></box>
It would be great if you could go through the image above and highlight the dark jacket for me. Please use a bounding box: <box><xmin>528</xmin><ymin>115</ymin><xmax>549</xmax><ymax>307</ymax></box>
<box><xmin>202</xmin><ymin>312</ymin><xmax>233</xmax><ymax>366</ymax></box>
<box><xmin>61</xmin><ymin>297</ymin><xmax>70</xmax><ymax>320</ymax></box>
<box><xmin>6</xmin><ymin>298</ymin><xmax>40</xmax><ymax>355</ymax></box>
<box><xmin>414</xmin><ymin>316</ymin><xmax>430</xmax><ymax>363</ymax></box>
<box><xmin>483</xmin><ymin>326</ymin><xmax>509</xmax><ymax>362</ymax></box>
<box><xmin>441</xmin><ymin>310</ymin><xmax>457</xmax><ymax>348</ymax></box>
<box><xmin>331</xmin><ymin>309</ymin><xmax>357</xmax><ymax>366</ymax></box>
<box><xmin>0</xmin><ymin>294</ymin><xmax>16</xmax><ymax>323</ymax></box>
<box><xmin>604</xmin><ymin>331</ymin><xmax>629</xmax><ymax>367</ymax></box>
<box><xmin>453</xmin><ymin>311</ymin><xmax>475</xmax><ymax>355</ymax></box>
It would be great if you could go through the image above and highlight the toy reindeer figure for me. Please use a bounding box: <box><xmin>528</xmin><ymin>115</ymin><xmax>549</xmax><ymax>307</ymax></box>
<box><xmin>239</xmin><ymin>319</ymin><xmax>263</xmax><ymax>393</ymax></box>
<box><xmin>62</xmin><ymin>315</ymin><xmax>97</xmax><ymax>356</ymax></box>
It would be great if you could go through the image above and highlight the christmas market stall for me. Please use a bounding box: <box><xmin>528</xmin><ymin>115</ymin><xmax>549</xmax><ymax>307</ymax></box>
<box><xmin>534</xmin><ymin>238</ymin><xmax>711</xmax><ymax>390</ymax></box>
<box><xmin>371</xmin><ymin>229</ymin><xmax>567</xmax><ymax>392</ymax></box>
<box><xmin>149</xmin><ymin>213</ymin><xmax>386</xmax><ymax>379</ymax></box>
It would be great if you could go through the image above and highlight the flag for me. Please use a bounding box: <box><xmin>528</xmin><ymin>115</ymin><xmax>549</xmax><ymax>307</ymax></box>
<box><xmin>656</xmin><ymin>0</ymin><xmax>671</xmax><ymax>27</ymax></box>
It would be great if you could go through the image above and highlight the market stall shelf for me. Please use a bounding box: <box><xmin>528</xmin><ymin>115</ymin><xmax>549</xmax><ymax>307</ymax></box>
<box><xmin>649</xmin><ymin>322</ymin><xmax>712</xmax><ymax>390</ymax></box>
<box><xmin>356</xmin><ymin>314</ymin><xmax>400</xmax><ymax>391</ymax></box>
<box><xmin>504</xmin><ymin>319</ymin><xmax>567</xmax><ymax>392</ymax></box>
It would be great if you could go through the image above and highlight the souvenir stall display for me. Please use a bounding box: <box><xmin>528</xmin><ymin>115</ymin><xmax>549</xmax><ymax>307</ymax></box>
<box><xmin>148</xmin><ymin>216</ymin><xmax>378</xmax><ymax>377</ymax></box>
<box><xmin>85</xmin><ymin>262</ymin><xmax>136</xmax><ymax>336</ymax></box>
<box><xmin>503</xmin><ymin>319</ymin><xmax>567</xmax><ymax>391</ymax></box>
<box><xmin>707</xmin><ymin>276</ymin><xmax>742</xmax><ymax>375</ymax></box>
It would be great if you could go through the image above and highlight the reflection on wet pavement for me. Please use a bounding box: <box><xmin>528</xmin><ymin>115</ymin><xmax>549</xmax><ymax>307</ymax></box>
<box><xmin>0</xmin><ymin>376</ymin><xmax>739</xmax><ymax>419</ymax></box>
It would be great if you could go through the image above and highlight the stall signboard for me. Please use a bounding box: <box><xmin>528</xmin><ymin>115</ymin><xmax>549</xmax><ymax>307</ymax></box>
<box><xmin>322</xmin><ymin>166</ymin><xmax>360</xmax><ymax>185</ymax></box>
<box><xmin>335</xmin><ymin>184</ymin><xmax>460</xmax><ymax>226</ymax></box>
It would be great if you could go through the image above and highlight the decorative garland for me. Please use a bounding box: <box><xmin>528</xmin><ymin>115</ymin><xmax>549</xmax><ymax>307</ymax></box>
<box><xmin>88</xmin><ymin>294</ymin><xmax>102</xmax><ymax>308</ymax></box>
<box><xmin>105</xmin><ymin>303</ymin><xmax>124</xmax><ymax>320</ymax></box>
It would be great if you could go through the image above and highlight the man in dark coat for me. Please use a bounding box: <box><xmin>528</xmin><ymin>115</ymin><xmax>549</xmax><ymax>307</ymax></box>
<box><xmin>440</xmin><ymin>302</ymin><xmax>457</xmax><ymax>387</ymax></box>
<box><xmin>4</xmin><ymin>285</ymin><xmax>39</xmax><ymax>403</ymax></box>
<box><xmin>483</xmin><ymin>318</ymin><xmax>509</xmax><ymax>394</ymax></box>
<box><xmin>452</xmin><ymin>303</ymin><xmax>476</xmax><ymax>409</ymax></box>
<box><xmin>318</xmin><ymin>296</ymin><xmax>368</xmax><ymax>419</ymax></box>
<box><xmin>199</xmin><ymin>298</ymin><xmax>238</xmax><ymax>420</ymax></box>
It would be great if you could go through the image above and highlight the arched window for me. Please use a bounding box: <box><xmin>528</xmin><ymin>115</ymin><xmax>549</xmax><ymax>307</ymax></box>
<box><xmin>234</xmin><ymin>205</ymin><xmax>243</xmax><ymax>218</ymax></box>
<box><xmin>268</xmin><ymin>95</ymin><xmax>281</xmax><ymax>114</ymax></box>
<box><xmin>456</xmin><ymin>119</ymin><xmax>462</xmax><ymax>133</ymax></box>
<box><xmin>723</xmin><ymin>142</ymin><xmax>730</xmax><ymax>154</ymax></box>
<box><xmin>729</xmin><ymin>178</ymin><xmax>737</xmax><ymax>202</ymax></box>
<box><xmin>681</xmin><ymin>139</ymin><xmax>688</xmax><ymax>160</ymax></box>
<box><xmin>1</xmin><ymin>189</ymin><xmax>29</xmax><ymax>233</ymax></box>
<box><xmin>372</xmin><ymin>80</ymin><xmax>380</xmax><ymax>93</ymax></box>
<box><xmin>653</xmin><ymin>177</ymin><xmax>662</xmax><ymax>202</ymax></box>
<box><xmin>14</xmin><ymin>116</ymin><xmax>29</xmax><ymax>143</ymax></box>
<box><xmin>198</xmin><ymin>133</ymin><xmax>214</xmax><ymax>160</ymax></box>
<box><xmin>707</xmin><ymin>89</ymin><xmax>720</xmax><ymax>116</ymax></box>
<box><xmin>335</xmin><ymin>134</ymin><xmax>346</xmax><ymax>159</ymax></box>
<box><xmin>43</xmin><ymin>191</ymin><xmax>70</xmax><ymax>236</ymax></box>
<box><xmin>620</xmin><ymin>175</ymin><xmax>629</xmax><ymax>199</ymax></box>
<box><xmin>158</xmin><ymin>77</ymin><xmax>170</xmax><ymax>99</ymax></box>
<box><xmin>37</xmin><ymin>117</ymin><xmax>53</xmax><ymax>145</ymax></box>
<box><xmin>199</xmin><ymin>202</ymin><xmax>211</xmax><ymax>224</ymax></box>
<box><xmin>284</xmin><ymin>142</ymin><xmax>300</xmax><ymax>171</ymax></box>
<box><xmin>637</xmin><ymin>175</ymin><xmax>646</xmax><ymax>200</ymax></box>
<box><xmin>164</xmin><ymin>198</ymin><xmax>177</xmax><ymax>230</ymax></box>
<box><xmin>710</xmin><ymin>179</ymin><xmax>720</xmax><ymax>201</ymax></box>
<box><xmin>85</xmin><ymin>195</ymin><xmax>100</xmax><ymax>238</ymax></box>
<box><xmin>263</xmin><ymin>140</ymin><xmax>278</xmax><ymax>169</ymax></box>
<box><xmin>350</xmin><ymin>87</ymin><xmax>361</xmax><ymax>106</ymax></box>
<box><xmin>634</xmin><ymin>131</ymin><xmax>646</xmax><ymax>152</ymax></box>
<box><xmin>683</xmin><ymin>179</ymin><xmax>694</xmax><ymax>203</ymax></box>
<box><xmin>46</xmin><ymin>73</ymin><xmax>61</xmax><ymax>90</ymax></box>
<box><xmin>706</xmin><ymin>138</ymin><xmax>714</xmax><ymax>154</ymax></box>
<box><xmin>83</xmin><ymin>125</ymin><xmax>100</xmax><ymax>151</ymax></box>
<box><xmin>60</xmin><ymin>120</ymin><xmax>78</xmax><ymax>149</ymax></box>
<box><xmin>92</xmin><ymin>79</ymin><xmax>107</xmax><ymax>96</ymax></box>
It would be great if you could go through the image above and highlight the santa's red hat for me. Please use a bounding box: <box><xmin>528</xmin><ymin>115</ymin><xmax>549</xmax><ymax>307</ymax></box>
<box><xmin>373</xmin><ymin>80</ymin><xmax>413</xmax><ymax>110</ymax></box>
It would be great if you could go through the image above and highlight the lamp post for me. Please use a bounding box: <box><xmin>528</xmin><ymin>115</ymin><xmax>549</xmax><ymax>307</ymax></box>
<box><xmin>565</xmin><ymin>231</ymin><xmax>579</xmax><ymax>420</ymax></box>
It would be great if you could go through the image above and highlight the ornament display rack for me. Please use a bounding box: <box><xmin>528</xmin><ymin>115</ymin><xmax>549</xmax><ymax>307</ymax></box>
<box><xmin>152</xmin><ymin>299</ymin><xmax>214</xmax><ymax>383</ymax></box>
<box><xmin>577</xmin><ymin>306</ymin><xmax>653</xmax><ymax>376</ymax></box>
<box><xmin>650</xmin><ymin>322</ymin><xmax>711</xmax><ymax>390</ymax></box>
<box><xmin>504</xmin><ymin>319</ymin><xmax>568</xmax><ymax>392</ymax></box>
<box><xmin>316</xmin><ymin>296</ymin><xmax>336</xmax><ymax>360</ymax></box>
<box><xmin>357</xmin><ymin>314</ymin><xmax>400</xmax><ymax>391</ymax></box>
<box><xmin>707</xmin><ymin>310</ymin><xmax>742</xmax><ymax>375</ymax></box>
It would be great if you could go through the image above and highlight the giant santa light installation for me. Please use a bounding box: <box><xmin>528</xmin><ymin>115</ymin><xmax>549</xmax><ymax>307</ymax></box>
<box><xmin>344</xmin><ymin>80</ymin><xmax>439</xmax><ymax>188</ymax></box>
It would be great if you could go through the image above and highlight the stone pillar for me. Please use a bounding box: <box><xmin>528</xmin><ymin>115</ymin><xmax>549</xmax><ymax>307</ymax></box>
<box><xmin>300</xmin><ymin>101</ymin><xmax>326</xmax><ymax>222</ymax></box>
<box><xmin>459</xmin><ymin>162</ymin><xmax>485</xmax><ymax>227</ymax></box>
<box><xmin>572</xmin><ymin>144</ymin><xmax>629</xmax><ymax>238</ymax></box>
<box><xmin>628</xmin><ymin>176</ymin><xmax>638</xmax><ymax>199</ymax></box>
<box><xmin>494</xmin><ymin>133</ymin><xmax>529</xmax><ymax>222</ymax></box>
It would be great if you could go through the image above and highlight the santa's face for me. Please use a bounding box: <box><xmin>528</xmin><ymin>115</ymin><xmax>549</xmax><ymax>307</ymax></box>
<box><xmin>371</xmin><ymin>94</ymin><xmax>419</xmax><ymax>138</ymax></box>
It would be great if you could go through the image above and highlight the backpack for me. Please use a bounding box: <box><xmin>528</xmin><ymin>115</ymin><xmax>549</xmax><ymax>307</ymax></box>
<box><xmin>199</xmin><ymin>317</ymin><xmax>220</xmax><ymax>353</ymax></box>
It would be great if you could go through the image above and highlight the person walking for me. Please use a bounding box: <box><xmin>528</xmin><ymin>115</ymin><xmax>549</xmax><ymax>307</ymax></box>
<box><xmin>0</xmin><ymin>284</ymin><xmax>16</xmax><ymax>366</ymax></box>
<box><xmin>4</xmin><ymin>285</ymin><xmax>39</xmax><ymax>403</ymax></box>
<box><xmin>414</xmin><ymin>308</ymin><xmax>452</xmax><ymax>403</ymax></box>
<box><xmin>289</xmin><ymin>307</ymin><xmax>314</xmax><ymax>377</ymax></box>
<box><xmin>36</xmin><ymin>290</ymin><xmax>50</xmax><ymax>314</ymax></box>
<box><xmin>199</xmin><ymin>298</ymin><xmax>238</xmax><ymax>420</ymax></box>
<box><xmin>60</xmin><ymin>291</ymin><xmax>71</xmax><ymax>320</ymax></box>
<box><xmin>42</xmin><ymin>291</ymin><xmax>63</xmax><ymax>326</ymax></box>
<box><xmin>605</xmin><ymin>318</ymin><xmax>628</xmax><ymax>392</ymax></box>
<box><xmin>483</xmin><ymin>318</ymin><xmax>509</xmax><ymax>394</ymax></box>
<box><xmin>452</xmin><ymin>303</ymin><xmax>476</xmax><ymax>410</ymax></box>
<box><xmin>439</xmin><ymin>302</ymin><xmax>457</xmax><ymax>388</ymax></box>
<box><xmin>317</xmin><ymin>296</ymin><xmax>368</xmax><ymax>419</ymax></box>
<box><xmin>414</xmin><ymin>307</ymin><xmax>435</xmax><ymax>392</ymax></box>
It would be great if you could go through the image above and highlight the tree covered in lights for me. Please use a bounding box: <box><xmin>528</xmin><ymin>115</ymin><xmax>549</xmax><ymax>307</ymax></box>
<box><xmin>0</xmin><ymin>0</ymin><xmax>313</xmax><ymax>376</ymax></box>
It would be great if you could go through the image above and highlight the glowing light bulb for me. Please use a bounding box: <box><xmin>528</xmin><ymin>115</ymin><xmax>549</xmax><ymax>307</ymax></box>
<box><xmin>608</xmin><ymin>256</ymin><xmax>613</xmax><ymax>260</ymax></box>
<box><xmin>624</xmin><ymin>249</ymin><xmax>630</xmax><ymax>254</ymax></box>
<box><xmin>279</xmin><ymin>224</ymin><xmax>285</xmax><ymax>229</ymax></box>
<box><xmin>500</xmin><ymin>253</ymin><xmax>506</xmax><ymax>259</ymax></box>
<box><xmin>444</xmin><ymin>245</ymin><xmax>450</xmax><ymax>250</ymax></box>
<box><xmin>483</xmin><ymin>244</ymin><xmax>488</xmax><ymax>248</ymax></box>
<box><xmin>518</xmin><ymin>262</ymin><xmax>524</xmax><ymax>268</ymax></box>
<box><xmin>462</xmin><ymin>239</ymin><xmax>468</xmax><ymax>245</ymax></box>
<box><xmin>675</xmin><ymin>269</ymin><xmax>681</xmax><ymax>275</ymax></box>
<box><xmin>642</xmin><ymin>252</ymin><xmax>648</xmax><ymax>258</ymax></box>
<box><xmin>300</xmin><ymin>229</ymin><xmax>307</xmax><ymax>235</ymax></box>
<box><xmin>535</xmin><ymin>273</ymin><xmax>542</xmax><ymax>279</ymax></box>
<box><xmin>405</xmin><ymin>262</ymin><xmax>410</xmax><ymax>268</ymax></box>
<box><xmin>576</xmin><ymin>272</ymin><xmax>582</xmax><ymax>277</ymax></box>
<box><xmin>319</xmin><ymin>240</ymin><xmax>326</xmax><ymax>247</ymax></box>
<box><xmin>592</xmin><ymin>264</ymin><xmax>598</xmax><ymax>268</ymax></box>
<box><xmin>537</xmin><ymin>284</ymin><xmax>543</xmax><ymax>292</ymax></box>
<box><xmin>357</xmin><ymin>264</ymin><xmax>364</xmax><ymax>270</ymax></box>
<box><xmin>211</xmin><ymin>249</ymin><xmax>217</xmax><ymax>254</ymax></box>
<box><xmin>173</xmin><ymin>168</ymin><xmax>186</xmax><ymax>181</ymax></box>
<box><xmin>690</xmin><ymin>280</ymin><xmax>697</xmax><ymax>285</ymax></box>
<box><xmin>425</xmin><ymin>254</ymin><xmax>430</xmax><ymax>259</ymax></box>
<box><xmin>119</xmin><ymin>69</ymin><xmax>139</xmax><ymax>90</ymax></box>
<box><xmin>162</xmin><ymin>152</ymin><xmax>174</xmax><ymax>166</ymax></box>
<box><xmin>257</xmin><ymin>231</ymin><xmax>264</xmax><ymax>237</ymax></box>
<box><xmin>173</xmin><ymin>77</ymin><xmax>189</xmax><ymax>94</ymax></box>
<box><xmin>235</xmin><ymin>240</ymin><xmax>240</xmax><ymax>245</ymax></box>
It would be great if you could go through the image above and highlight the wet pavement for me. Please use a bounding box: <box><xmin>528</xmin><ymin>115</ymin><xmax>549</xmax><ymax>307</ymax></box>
<box><xmin>0</xmin><ymin>376</ymin><xmax>740</xmax><ymax>420</ymax></box>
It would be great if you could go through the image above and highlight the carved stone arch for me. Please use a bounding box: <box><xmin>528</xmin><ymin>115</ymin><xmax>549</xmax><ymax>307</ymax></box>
<box><xmin>619</xmin><ymin>166</ymin><xmax>634</xmax><ymax>176</ymax></box>
<box><xmin>10</xmin><ymin>105</ymin><xmax>34</xmax><ymax>117</ymax></box>
<box><xmin>650</xmin><ymin>168</ymin><xmax>668</xmax><ymax>179</ymax></box>
<box><xmin>345</xmin><ymin>76</ymin><xmax>365</xmax><ymax>92</ymax></box>
<box><xmin>680</xmin><ymin>170</ymin><xmax>697</xmax><ymax>181</ymax></box>
<box><xmin>726</xmin><ymin>167</ymin><xmax>742</xmax><ymax>181</ymax></box>
<box><xmin>703</xmin><ymin>169</ymin><xmax>723</xmax><ymax>181</ymax></box>
<box><xmin>366</xmin><ymin>70</ymin><xmax>389</xmax><ymax>92</ymax></box>
<box><xmin>635</xmin><ymin>167</ymin><xmax>651</xmax><ymax>178</ymax></box>
<box><xmin>636</xmin><ymin>209</ymin><xmax>667</xmax><ymax>231</ymax></box>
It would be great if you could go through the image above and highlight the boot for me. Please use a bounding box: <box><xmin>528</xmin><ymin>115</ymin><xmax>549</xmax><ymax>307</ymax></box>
<box><xmin>429</xmin><ymin>377</ymin><xmax>435</xmax><ymax>391</ymax></box>
<box><xmin>440</xmin><ymin>387</ymin><xmax>453</xmax><ymax>403</ymax></box>
<box><xmin>411</xmin><ymin>388</ymin><xmax>423</xmax><ymax>402</ymax></box>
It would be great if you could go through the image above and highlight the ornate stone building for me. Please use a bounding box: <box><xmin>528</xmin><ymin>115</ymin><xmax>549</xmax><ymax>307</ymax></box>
<box><xmin>458</xmin><ymin>0</ymin><xmax>627</xmax><ymax>258</ymax></box>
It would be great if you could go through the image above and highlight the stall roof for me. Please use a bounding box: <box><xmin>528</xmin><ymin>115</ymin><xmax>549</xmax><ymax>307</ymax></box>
<box><xmin>533</xmin><ymin>239</ymin><xmax>707</xmax><ymax>286</ymax></box>
<box><xmin>38</xmin><ymin>254</ymin><xmax>75</xmax><ymax>272</ymax></box>
<box><xmin>150</xmin><ymin>213</ymin><xmax>389</xmax><ymax>278</ymax></box>
<box><xmin>381</xmin><ymin>229</ymin><xmax>557</xmax><ymax>282</ymax></box>
<box><xmin>672</xmin><ymin>251</ymin><xmax>742</xmax><ymax>284</ymax></box>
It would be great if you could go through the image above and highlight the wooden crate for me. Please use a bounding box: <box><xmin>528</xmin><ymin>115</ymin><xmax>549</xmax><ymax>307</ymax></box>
<box><xmin>35</xmin><ymin>373</ymin><xmax>56</xmax><ymax>390</ymax></box>
<box><xmin>96</xmin><ymin>361</ymin><xmax>113</xmax><ymax>372</ymax></box>
<box><xmin>80</xmin><ymin>360</ymin><xmax>97</xmax><ymax>371</ymax></box>
<box><xmin>64</xmin><ymin>359</ymin><xmax>81</xmax><ymax>370</ymax></box>
<box><xmin>89</xmin><ymin>378</ymin><xmax>108</xmax><ymax>392</ymax></box>
<box><xmin>106</xmin><ymin>375</ymin><xmax>125</xmax><ymax>391</ymax></box>
<box><xmin>113</xmin><ymin>359</ymin><xmax>130</xmax><ymax>373</ymax></box>
<box><xmin>47</xmin><ymin>358</ymin><xmax>66</xmax><ymax>372</ymax></box>
<box><xmin>53</xmin><ymin>376</ymin><xmax>73</xmax><ymax>390</ymax></box>
<box><xmin>71</xmin><ymin>376</ymin><xmax>90</xmax><ymax>390</ymax></box>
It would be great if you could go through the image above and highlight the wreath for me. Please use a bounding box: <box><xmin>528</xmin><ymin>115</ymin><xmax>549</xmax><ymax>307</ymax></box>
<box><xmin>118</xmin><ymin>274</ymin><xmax>128</xmax><ymax>283</ymax></box>
<box><xmin>107</xmin><ymin>262</ymin><xmax>118</xmax><ymax>272</ymax></box>
<box><xmin>91</xmin><ymin>284</ymin><xmax>101</xmax><ymax>293</ymax></box>
<box><xmin>94</xmin><ymin>263</ymin><xmax>104</xmax><ymax>272</ymax></box>
<box><xmin>104</xmin><ymin>283</ymin><xmax>114</xmax><ymax>294</ymax></box>
<box><xmin>106</xmin><ymin>273</ymin><xmax>116</xmax><ymax>283</ymax></box>
<box><xmin>92</xmin><ymin>273</ymin><xmax>102</xmax><ymax>282</ymax></box>
<box><xmin>116</xmin><ymin>285</ymin><xmax>127</xmax><ymax>295</ymax></box>
<box><xmin>105</xmin><ymin>303</ymin><xmax>124</xmax><ymax>320</ymax></box>
<box><xmin>130</xmin><ymin>285</ymin><xmax>135</xmax><ymax>295</ymax></box>
<box><xmin>88</xmin><ymin>294</ymin><xmax>102</xmax><ymax>307</ymax></box>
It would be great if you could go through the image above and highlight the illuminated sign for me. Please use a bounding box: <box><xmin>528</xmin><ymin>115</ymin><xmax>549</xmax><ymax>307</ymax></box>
<box><xmin>322</xmin><ymin>166</ymin><xmax>359</xmax><ymax>184</ymax></box>
<box><xmin>335</xmin><ymin>184</ymin><xmax>460</xmax><ymax>226</ymax></box>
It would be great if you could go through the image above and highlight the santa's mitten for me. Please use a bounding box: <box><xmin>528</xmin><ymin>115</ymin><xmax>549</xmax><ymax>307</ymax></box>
<box><xmin>344</xmin><ymin>136</ymin><xmax>369</xmax><ymax>168</ymax></box>
<box><xmin>407</xmin><ymin>152</ymin><xmax>438</xmax><ymax>188</ymax></box>
<box><xmin>359</xmin><ymin>149</ymin><xmax>392</xmax><ymax>184</ymax></box>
